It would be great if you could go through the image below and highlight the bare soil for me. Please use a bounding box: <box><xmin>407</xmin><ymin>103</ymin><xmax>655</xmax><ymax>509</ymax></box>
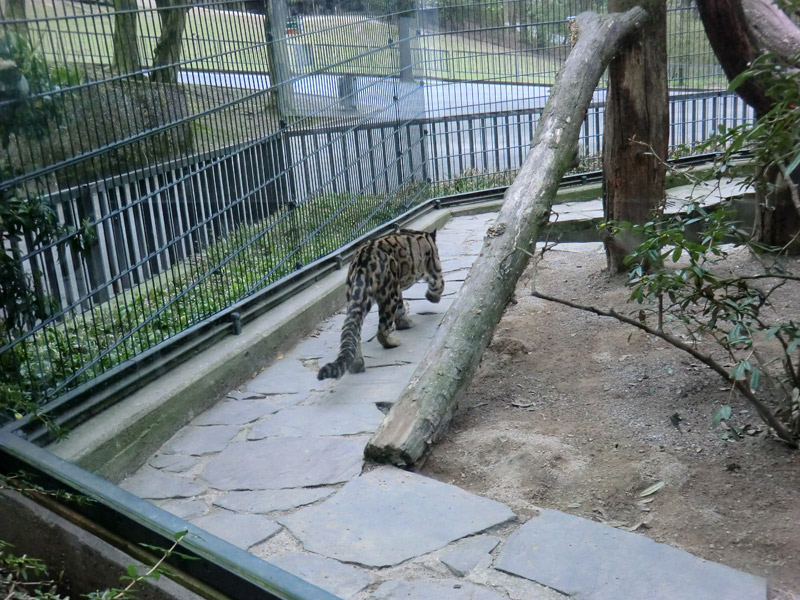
<box><xmin>421</xmin><ymin>244</ymin><xmax>800</xmax><ymax>599</ymax></box>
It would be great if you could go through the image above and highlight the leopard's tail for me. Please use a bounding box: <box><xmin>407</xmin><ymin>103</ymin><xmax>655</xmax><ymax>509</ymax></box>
<box><xmin>317</xmin><ymin>301</ymin><xmax>366</xmax><ymax>380</ymax></box>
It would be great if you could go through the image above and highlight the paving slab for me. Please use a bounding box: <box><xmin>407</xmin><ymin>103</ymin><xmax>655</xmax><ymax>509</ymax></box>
<box><xmin>202</xmin><ymin>437</ymin><xmax>367</xmax><ymax>490</ymax></box>
<box><xmin>440</xmin><ymin>535</ymin><xmax>501</xmax><ymax>577</ymax></box>
<box><xmin>441</xmin><ymin>255</ymin><xmax>481</xmax><ymax>273</ymax></box>
<box><xmin>213</xmin><ymin>488</ymin><xmax>334</xmax><ymax>514</ymax></box>
<box><xmin>148</xmin><ymin>453</ymin><xmax>197</xmax><ymax>474</ymax></box>
<box><xmin>494</xmin><ymin>509</ymin><xmax>766</xmax><ymax>600</ymax></box>
<box><xmin>279</xmin><ymin>467</ymin><xmax>515</xmax><ymax>567</ymax></box>
<box><xmin>163</xmin><ymin>425</ymin><xmax>240</xmax><ymax>456</ymax></box>
<box><xmin>120</xmin><ymin>468</ymin><xmax>206</xmax><ymax>500</ymax></box>
<box><xmin>372</xmin><ymin>579</ymin><xmax>505</xmax><ymax>600</ymax></box>
<box><xmin>551</xmin><ymin>200</ymin><xmax>602</xmax><ymax>222</ymax></box>
<box><xmin>158</xmin><ymin>499</ymin><xmax>209</xmax><ymax>520</ymax></box>
<box><xmin>191</xmin><ymin>512</ymin><xmax>282</xmax><ymax>550</ymax></box>
<box><xmin>248</xmin><ymin>403</ymin><xmax>385</xmax><ymax>438</ymax></box>
<box><xmin>245</xmin><ymin>362</ymin><xmax>322</xmax><ymax>395</ymax></box>
<box><xmin>268</xmin><ymin>552</ymin><xmax>375</xmax><ymax>599</ymax></box>
<box><xmin>226</xmin><ymin>390</ymin><xmax>267</xmax><ymax>400</ymax></box>
<box><xmin>467</xmin><ymin>562</ymin><xmax>567</xmax><ymax>600</ymax></box>
<box><xmin>282</xmin><ymin>335</ymin><xmax>340</xmax><ymax>361</ymax></box>
<box><xmin>193</xmin><ymin>397</ymin><xmax>300</xmax><ymax>426</ymax></box>
<box><xmin>313</xmin><ymin>381</ymin><xmax>405</xmax><ymax>407</ymax></box>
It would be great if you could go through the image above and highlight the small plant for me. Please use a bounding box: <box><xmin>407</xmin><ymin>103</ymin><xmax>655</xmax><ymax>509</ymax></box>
<box><xmin>0</xmin><ymin>532</ymin><xmax>191</xmax><ymax>600</ymax></box>
<box><xmin>0</xmin><ymin>540</ymin><xmax>66</xmax><ymax>600</ymax></box>
<box><xmin>618</xmin><ymin>200</ymin><xmax>800</xmax><ymax>443</ymax></box>
<box><xmin>84</xmin><ymin>530</ymin><xmax>191</xmax><ymax>600</ymax></box>
<box><xmin>2</xmin><ymin>472</ymin><xmax>190</xmax><ymax>600</ymax></box>
<box><xmin>535</xmin><ymin>196</ymin><xmax>799</xmax><ymax>446</ymax></box>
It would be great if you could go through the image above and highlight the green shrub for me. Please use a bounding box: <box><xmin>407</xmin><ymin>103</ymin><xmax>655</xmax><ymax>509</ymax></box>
<box><xmin>1</xmin><ymin>185</ymin><xmax>427</xmax><ymax>422</ymax></box>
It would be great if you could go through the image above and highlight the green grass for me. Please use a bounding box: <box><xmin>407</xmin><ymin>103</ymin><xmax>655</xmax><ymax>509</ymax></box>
<box><xmin>21</xmin><ymin>0</ymin><xmax>724</xmax><ymax>87</ymax></box>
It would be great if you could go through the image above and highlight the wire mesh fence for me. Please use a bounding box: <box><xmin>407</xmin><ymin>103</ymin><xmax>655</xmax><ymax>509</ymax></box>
<box><xmin>1</xmin><ymin>0</ymin><xmax>745</xmax><ymax>415</ymax></box>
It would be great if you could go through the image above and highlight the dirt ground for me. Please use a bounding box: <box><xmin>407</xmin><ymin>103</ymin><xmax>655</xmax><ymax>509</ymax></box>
<box><xmin>421</xmin><ymin>244</ymin><xmax>800</xmax><ymax>599</ymax></box>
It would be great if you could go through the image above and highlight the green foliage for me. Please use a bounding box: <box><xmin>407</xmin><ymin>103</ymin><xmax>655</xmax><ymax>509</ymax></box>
<box><xmin>615</xmin><ymin>200</ymin><xmax>800</xmax><ymax>440</ymax></box>
<box><xmin>0</xmin><ymin>158</ymin><xmax>95</xmax><ymax>427</ymax></box>
<box><xmin>0</xmin><ymin>32</ymin><xmax>80</xmax><ymax>141</ymax></box>
<box><xmin>84</xmin><ymin>530</ymin><xmax>190</xmax><ymax>600</ymax></box>
<box><xmin>434</xmin><ymin>168</ymin><xmax>517</xmax><ymax>196</ymax></box>
<box><xmin>1</xmin><ymin>187</ymin><xmax>425</xmax><ymax>421</ymax></box>
<box><xmin>0</xmin><ymin>531</ymin><xmax>190</xmax><ymax>600</ymax></box>
<box><xmin>0</xmin><ymin>471</ymin><xmax>188</xmax><ymax>599</ymax></box>
<box><xmin>710</xmin><ymin>52</ymin><xmax>800</xmax><ymax>188</ymax></box>
<box><xmin>711</xmin><ymin>404</ymin><xmax>732</xmax><ymax>428</ymax></box>
<box><xmin>0</xmin><ymin>540</ymin><xmax>66</xmax><ymax>600</ymax></box>
<box><xmin>0</xmin><ymin>472</ymin><xmax>94</xmax><ymax>506</ymax></box>
<box><xmin>435</xmin><ymin>0</ymin><xmax>505</xmax><ymax>29</ymax></box>
<box><xmin>525</xmin><ymin>0</ymin><xmax>600</xmax><ymax>49</ymax></box>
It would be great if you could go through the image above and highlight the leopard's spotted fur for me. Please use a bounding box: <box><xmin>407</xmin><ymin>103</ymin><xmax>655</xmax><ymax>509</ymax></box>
<box><xmin>317</xmin><ymin>229</ymin><xmax>444</xmax><ymax>380</ymax></box>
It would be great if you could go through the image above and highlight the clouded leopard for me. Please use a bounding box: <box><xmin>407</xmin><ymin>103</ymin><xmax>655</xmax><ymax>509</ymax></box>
<box><xmin>317</xmin><ymin>229</ymin><xmax>444</xmax><ymax>380</ymax></box>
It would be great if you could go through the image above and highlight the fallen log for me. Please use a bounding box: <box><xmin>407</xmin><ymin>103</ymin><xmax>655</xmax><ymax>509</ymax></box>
<box><xmin>365</xmin><ymin>7</ymin><xmax>649</xmax><ymax>466</ymax></box>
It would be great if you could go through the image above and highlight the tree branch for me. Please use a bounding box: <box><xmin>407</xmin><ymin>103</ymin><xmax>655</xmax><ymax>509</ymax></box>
<box><xmin>695</xmin><ymin>0</ymin><xmax>773</xmax><ymax>117</ymax></box>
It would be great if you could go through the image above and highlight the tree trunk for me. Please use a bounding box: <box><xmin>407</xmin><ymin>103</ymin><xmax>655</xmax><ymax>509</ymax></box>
<box><xmin>365</xmin><ymin>7</ymin><xmax>650</xmax><ymax>467</ymax></box>
<box><xmin>741</xmin><ymin>0</ymin><xmax>800</xmax><ymax>60</ymax></box>
<box><xmin>695</xmin><ymin>0</ymin><xmax>772</xmax><ymax>117</ymax></box>
<box><xmin>753</xmin><ymin>164</ymin><xmax>800</xmax><ymax>251</ymax></box>
<box><xmin>150</xmin><ymin>0</ymin><xmax>188</xmax><ymax>84</ymax></box>
<box><xmin>696</xmin><ymin>0</ymin><xmax>800</xmax><ymax>250</ymax></box>
<box><xmin>3</xmin><ymin>0</ymin><xmax>27</xmax><ymax>35</ymax></box>
<box><xmin>264</xmin><ymin>0</ymin><xmax>295</xmax><ymax>116</ymax></box>
<box><xmin>112</xmin><ymin>0</ymin><xmax>142</xmax><ymax>76</ymax></box>
<box><xmin>602</xmin><ymin>0</ymin><xmax>668</xmax><ymax>272</ymax></box>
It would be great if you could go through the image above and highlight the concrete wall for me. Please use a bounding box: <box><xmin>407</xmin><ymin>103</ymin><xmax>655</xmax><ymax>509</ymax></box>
<box><xmin>0</xmin><ymin>489</ymin><xmax>203</xmax><ymax>600</ymax></box>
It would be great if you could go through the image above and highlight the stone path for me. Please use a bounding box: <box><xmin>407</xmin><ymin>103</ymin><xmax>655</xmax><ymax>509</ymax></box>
<box><xmin>120</xmin><ymin>204</ymin><xmax>766</xmax><ymax>600</ymax></box>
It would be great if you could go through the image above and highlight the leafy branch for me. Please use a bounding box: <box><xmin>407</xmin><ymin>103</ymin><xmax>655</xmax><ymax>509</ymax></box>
<box><xmin>531</xmin><ymin>289</ymin><xmax>797</xmax><ymax>447</ymax></box>
<box><xmin>85</xmin><ymin>531</ymin><xmax>190</xmax><ymax>600</ymax></box>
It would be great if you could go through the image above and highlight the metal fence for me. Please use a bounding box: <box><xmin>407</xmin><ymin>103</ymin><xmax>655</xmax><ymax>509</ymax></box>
<box><xmin>1</xmin><ymin>0</ymin><xmax>744</xmax><ymax>413</ymax></box>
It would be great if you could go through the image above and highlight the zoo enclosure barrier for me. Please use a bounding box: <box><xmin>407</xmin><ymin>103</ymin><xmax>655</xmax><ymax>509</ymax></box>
<box><xmin>1</xmin><ymin>0</ymin><xmax>740</xmax><ymax>414</ymax></box>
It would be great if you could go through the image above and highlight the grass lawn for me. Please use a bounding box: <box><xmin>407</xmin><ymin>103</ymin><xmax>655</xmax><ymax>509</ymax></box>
<box><xmin>20</xmin><ymin>0</ymin><xmax>724</xmax><ymax>87</ymax></box>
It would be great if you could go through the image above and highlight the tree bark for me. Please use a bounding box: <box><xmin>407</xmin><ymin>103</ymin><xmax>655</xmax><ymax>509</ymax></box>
<box><xmin>2</xmin><ymin>0</ymin><xmax>27</xmax><ymax>35</ymax></box>
<box><xmin>741</xmin><ymin>0</ymin><xmax>800</xmax><ymax>61</ymax></box>
<box><xmin>264</xmin><ymin>0</ymin><xmax>295</xmax><ymax>116</ymax></box>
<box><xmin>754</xmin><ymin>163</ymin><xmax>800</xmax><ymax>250</ymax></box>
<box><xmin>365</xmin><ymin>7</ymin><xmax>650</xmax><ymax>467</ymax></box>
<box><xmin>602</xmin><ymin>0</ymin><xmax>668</xmax><ymax>272</ymax></box>
<box><xmin>150</xmin><ymin>0</ymin><xmax>188</xmax><ymax>84</ymax></box>
<box><xmin>696</xmin><ymin>0</ymin><xmax>800</xmax><ymax>251</ymax></box>
<box><xmin>112</xmin><ymin>0</ymin><xmax>142</xmax><ymax>76</ymax></box>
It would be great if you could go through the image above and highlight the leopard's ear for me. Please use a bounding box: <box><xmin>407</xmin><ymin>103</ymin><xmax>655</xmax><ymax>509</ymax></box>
<box><xmin>430</xmin><ymin>229</ymin><xmax>437</xmax><ymax>242</ymax></box>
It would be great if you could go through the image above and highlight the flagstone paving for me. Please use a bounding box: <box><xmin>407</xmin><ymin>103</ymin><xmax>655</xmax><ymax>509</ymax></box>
<box><xmin>120</xmin><ymin>206</ymin><xmax>766</xmax><ymax>599</ymax></box>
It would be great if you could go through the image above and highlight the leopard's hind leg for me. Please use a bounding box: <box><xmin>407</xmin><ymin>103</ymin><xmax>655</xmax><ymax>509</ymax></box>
<box><xmin>377</xmin><ymin>288</ymin><xmax>402</xmax><ymax>348</ymax></box>
<box><xmin>348</xmin><ymin>339</ymin><xmax>365</xmax><ymax>373</ymax></box>
<box><xmin>394</xmin><ymin>296</ymin><xmax>413</xmax><ymax>330</ymax></box>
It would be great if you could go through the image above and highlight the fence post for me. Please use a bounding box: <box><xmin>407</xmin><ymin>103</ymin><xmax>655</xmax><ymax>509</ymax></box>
<box><xmin>398</xmin><ymin>12</ymin><xmax>415</xmax><ymax>82</ymax></box>
<box><xmin>264</xmin><ymin>0</ymin><xmax>295</xmax><ymax>116</ymax></box>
